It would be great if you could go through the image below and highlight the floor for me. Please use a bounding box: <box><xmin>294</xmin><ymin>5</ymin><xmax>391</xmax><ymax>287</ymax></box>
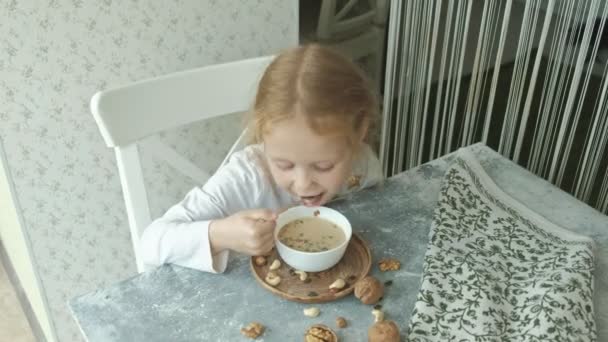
<box><xmin>0</xmin><ymin>259</ymin><xmax>36</xmax><ymax>342</ymax></box>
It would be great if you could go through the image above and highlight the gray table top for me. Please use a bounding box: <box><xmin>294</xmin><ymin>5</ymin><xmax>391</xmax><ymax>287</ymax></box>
<box><xmin>69</xmin><ymin>143</ymin><xmax>608</xmax><ymax>341</ymax></box>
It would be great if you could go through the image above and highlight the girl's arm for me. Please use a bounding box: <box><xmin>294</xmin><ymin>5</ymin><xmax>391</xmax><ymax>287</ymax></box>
<box><xmin>139</xmin><ymin>147</ymin><xmax>267</xmax><ymax>273</ymax></box>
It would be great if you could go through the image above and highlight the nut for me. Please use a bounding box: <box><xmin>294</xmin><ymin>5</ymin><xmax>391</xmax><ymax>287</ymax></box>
<box><xmin>265</xmin><ymin>272</ymin><xmax>281</xmax><ymax>286</ymax></box>
<box><xmin>295</xmin><ymin>270</ymin><xmax>308</xmax><ymax>281</ymax></box>
<box><xmin>335</xmin><ymin>317</ymin><xmax>347</xmax><ymax>328</ymax></box>
<box><xmin>329</xmin><ymin>278</ymin><xmax>346</xmax><ymax>292</ymax></box>
<box><xmin>368</xmin><ymin>320</ymin><xmax>400</xmax><ymax>342</ymax></box>
<box><xmin>254</xmin><ymin>256</ymin><xmax>266</xmax><ymax>266</ymax></box>
<box><xmin>378</xmin><ymin>258</ymin><xmax>400</xmax><ymax>271</ymax></box>
<box><xmin>347</xmin><ymin>175</ymin><xmax>361</xmax><ymax>189</ymax></box>
<box><xmin>240</xmin><ymin>322</ymin><xmax>264</xmax><ymax>339</ymax></box>
<box><xmin>372</xmin><ymin>309</ymin><xmax>384</xmax><ymax>323</ymax></box>
<box><xmin>305</xmin><ymin>324</ymin><xmax>338</xmax><ymax>342</ymax></box>
<box><xmin>354</xmin><ymin>276</ymin><xmax>384</xmax><ymax>304</ymax></box>
<box><xmin>303</xmin><ymin>307</ymin><xmax>320</xmax><ymax>317</ymax></box>
<box><xmin>269</xmin><ymin>259</ymin><xmax>281</xmax><ymax>271</ymax></box>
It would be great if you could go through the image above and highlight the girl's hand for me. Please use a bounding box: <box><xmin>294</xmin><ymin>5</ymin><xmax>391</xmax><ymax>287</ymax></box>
<box><xmin>209</xmin><ymin>209</ymin><xmax>277</xmax><ymax>256</ymax></box>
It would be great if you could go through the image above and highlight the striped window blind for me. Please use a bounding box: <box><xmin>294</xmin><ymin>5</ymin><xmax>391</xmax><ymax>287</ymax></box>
<box><xmin>380</xmin><ymin>0</ymin><xmax>608</xmax><ymax>214</ymax></box>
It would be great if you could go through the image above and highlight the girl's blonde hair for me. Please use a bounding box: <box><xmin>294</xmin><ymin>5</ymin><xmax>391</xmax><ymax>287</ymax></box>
<box><xmin>249</xmin><ymin>44</ymin><xmax>378</xmax><ymax>146</ymax></box>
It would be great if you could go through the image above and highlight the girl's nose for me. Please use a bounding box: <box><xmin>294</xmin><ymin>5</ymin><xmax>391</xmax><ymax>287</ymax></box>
<box><xmin>293</xmin><ymin>169</ymin><xmax>313</xmax><ymax>193</ymax></box>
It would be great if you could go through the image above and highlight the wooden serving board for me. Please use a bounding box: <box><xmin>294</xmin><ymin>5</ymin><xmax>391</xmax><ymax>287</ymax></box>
<box><xmin>250</xmin><ymin>234</ymin><xmax>372</xmax><ymax>303</ymax></box>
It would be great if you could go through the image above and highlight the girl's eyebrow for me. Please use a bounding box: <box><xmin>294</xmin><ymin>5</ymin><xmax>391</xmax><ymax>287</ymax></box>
<box><xmin>270</xmin><ymin>157</ymin><xmax>292</xmax><ymax>163</ymax></box>
<box><xmin>267</xmin><ymin>154</ymin><xmax>338</xmax><ymax>164</ymax></box>
<box><xmin>271</xmin><ymin>158</ymin><xmax>334</xmax><ymax>165</ymax></box>
<box><xmin>315</xmin><ymin>160</ymin><xmax>334</xmax><ymax>165</ymax></box>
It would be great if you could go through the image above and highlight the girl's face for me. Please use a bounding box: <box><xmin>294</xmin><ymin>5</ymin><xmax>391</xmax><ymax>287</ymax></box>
<box><xmin>263</xmin><ymin>115</ymin><xmax>356</xmax><ymax>207</ymax></box>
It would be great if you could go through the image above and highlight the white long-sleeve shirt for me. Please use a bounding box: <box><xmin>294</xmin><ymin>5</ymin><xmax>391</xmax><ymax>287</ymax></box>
<box><xmin>140</xmin><ymin>144</ymin><xmax>383</xmax><ymax>273</ymax></box>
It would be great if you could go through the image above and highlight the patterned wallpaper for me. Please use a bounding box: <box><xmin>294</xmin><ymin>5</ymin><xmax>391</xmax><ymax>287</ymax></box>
<box><xmin>0</xmin><ymin>1</ymin><xmax>297</xmax><ymax>341</ymax></box>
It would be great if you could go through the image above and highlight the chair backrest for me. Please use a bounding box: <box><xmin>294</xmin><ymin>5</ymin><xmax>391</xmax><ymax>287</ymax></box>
<box><xmin>91</xmin><ymin>56</ymin><xmax>274</xmax><ymax>272</ymax></box>
<box><xmin>316</xmin><ymin>0</ymin><xmax>388</xmax><ymax>40</ymax></box>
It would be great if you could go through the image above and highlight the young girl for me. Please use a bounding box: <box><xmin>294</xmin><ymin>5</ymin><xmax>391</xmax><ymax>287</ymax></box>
<box><xmin>140</xmin><ymin>44</ymin><xmax>383</xmax><ymax>273</ymax></box>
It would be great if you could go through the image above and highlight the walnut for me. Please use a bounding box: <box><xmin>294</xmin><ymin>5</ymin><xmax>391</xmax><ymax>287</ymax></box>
<box><xmin>305</xmin><ymin>324</ymin><xmax>338</xmax><ymax>342</ymax></box>
<box><xmin>347</xmin><ymin>175</ymin><xmax>361</xmax><ymax>189</ymax></box>
<box><xmin>354</xmin><ymin>276</ymin><xmax>384</xmax><ymax>305</ymax></box>
<box><xmin>368</xmin><ymin>320</ymin><xmax>400</xmax><ymax>342</ymax></box>
<box><xmin>336</xmin><ymin>317</ymin><xmax>347</xmax><ymax>328</ymax></box>
<box><xmin>240</xmin><ymin>322</ymin><xmax>264</xmax><ymax>339</ymax></box>
<box><xmin>378</xmin><ymin>258</ymin><xmax>400</xmax><ymax>271</ymax></box>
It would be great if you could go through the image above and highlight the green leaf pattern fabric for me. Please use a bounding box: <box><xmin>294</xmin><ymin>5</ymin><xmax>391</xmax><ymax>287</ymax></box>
<box><xmin>406</xmin><ymin>151</ymin><xmax>596</xmax><ymax>341</ymax></box>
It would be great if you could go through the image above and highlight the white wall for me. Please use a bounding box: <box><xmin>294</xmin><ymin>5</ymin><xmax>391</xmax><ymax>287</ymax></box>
<box><xmin>0</xmin><ymin>1</ymin><xmax>298</xmax><ymax>341</ymax></box>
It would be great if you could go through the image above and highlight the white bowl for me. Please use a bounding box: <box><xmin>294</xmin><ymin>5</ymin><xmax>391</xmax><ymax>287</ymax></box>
<box><xmin>274</xmin><ymin>206</ymin><xmax>352</xmax><ymax>272</ymax></box>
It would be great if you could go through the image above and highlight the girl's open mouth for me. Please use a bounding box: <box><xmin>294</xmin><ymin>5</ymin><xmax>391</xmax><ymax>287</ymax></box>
<box><xmin>300</xmin><ymin>193</ymin><xmax>324</xmax><ymax>207</ymax></box>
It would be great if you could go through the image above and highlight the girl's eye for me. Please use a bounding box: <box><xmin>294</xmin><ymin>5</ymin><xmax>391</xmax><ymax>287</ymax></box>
<box><xmin>314</xmin><ymin>164</ymin><xmax>334</xmax><ymax>172</ymax></box>
<box><xmin>276</xmin><ymin>162</ymin><xmax>294</xmax><ymax>171</ymax></box>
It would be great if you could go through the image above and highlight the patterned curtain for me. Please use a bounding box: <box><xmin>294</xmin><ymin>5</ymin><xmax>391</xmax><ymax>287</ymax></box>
<box><xmin>380</xmin><ymin>0</ymin><xmax>608</xmax><ymax>214</ymax></box>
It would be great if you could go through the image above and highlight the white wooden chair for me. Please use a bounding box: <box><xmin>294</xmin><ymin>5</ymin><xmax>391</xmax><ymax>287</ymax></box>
<box><xmin>314</xmin><ymin>0</ymin><xmax>389</xmax><ymax>90</ymax></box>
<box><xmin>90</xmin><ymin>56</ymin><xmax>273</xmax><ymax>272</ymax></box>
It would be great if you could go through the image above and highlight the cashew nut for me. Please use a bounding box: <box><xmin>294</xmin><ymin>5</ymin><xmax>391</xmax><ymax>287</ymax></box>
<box><xmin>295</xmin><ymin>270</ymin><xmax>308</xmax><ymax>281</ymax></box>
<box><xmin>265</xmin><ymin>272</ymin><xmax>281</xmax><ymax>286</ymax></box>
<box><xmin>303</xmin><ymin>307</ymin><xmax>320</xmax><ymax>317</ymax></box>
<box><xmin>372</xmin><ymin>309</ymin><xmax>384</xmax><ymax>323</ymax></box>
<box><xmin>269</xmin><ymin>259</ymin><xmax>281</xmax><ymax>271</ymax></box>
<box><xmin>329</xmin><ymin>278</ymin><xmax>346</xmax><ymax>290</ymax></box>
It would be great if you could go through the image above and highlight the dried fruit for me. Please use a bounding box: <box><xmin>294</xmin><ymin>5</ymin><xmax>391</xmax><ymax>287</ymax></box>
<box><xmin>305</xmin><ymin>324</ymin><xmax>338</xmax><ymax>342</ymax></box>
<box><xmin>240</xmin><ymin>322</ymin><xmax>264</xmax><ymax>339</ymax></box>
<box><xmin>336</xmin><ymin>317</ymin><xmax>347</xmax><ymax>328</ymax></box>
<box><xmin>354</xmin><ymin>276</ymin><xmax>384</xmax><ymax>305</ymax></box>
<box><xmin>378</xmin><ymin>258</ymin><xmax>400</xmax><ymax>271</ymax></box>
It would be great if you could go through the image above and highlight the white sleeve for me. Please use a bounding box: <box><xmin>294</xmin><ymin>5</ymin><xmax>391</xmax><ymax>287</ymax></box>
<box><xmin>139</xmin><ymin>149</ymin><xmax>265</xmax><ymax>273</ymax></box>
